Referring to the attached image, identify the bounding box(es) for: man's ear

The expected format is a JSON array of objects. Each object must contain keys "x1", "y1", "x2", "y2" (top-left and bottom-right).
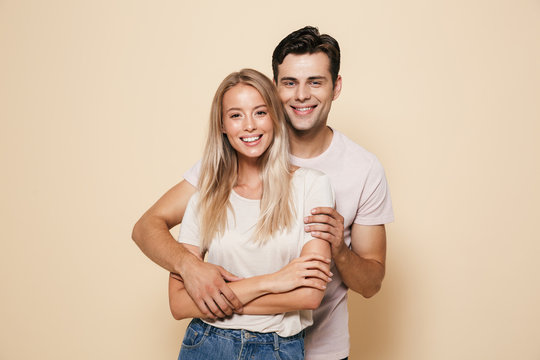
[{"x1": 332, "y1": 75, "x2": 343, "y2": 101}]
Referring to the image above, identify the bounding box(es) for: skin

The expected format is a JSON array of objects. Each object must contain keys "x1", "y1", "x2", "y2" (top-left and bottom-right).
[
  {"x1": 222, "y1": 83, "x2": 274, "y2": 169},
  {"x1": 169, "y1": 241, "x2": 331, "y2": 320},
  {"x1": 132, "y1": 52, "x2": 387, "y2": 317}
]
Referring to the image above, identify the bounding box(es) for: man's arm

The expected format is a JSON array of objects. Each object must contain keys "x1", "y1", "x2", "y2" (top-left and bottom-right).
[
  {"x1": 132, "y1": 180, "x2": 243, "y2": 318},
  {"x1": 304, "y1": 207, "x2": 386, "y2": 298}
]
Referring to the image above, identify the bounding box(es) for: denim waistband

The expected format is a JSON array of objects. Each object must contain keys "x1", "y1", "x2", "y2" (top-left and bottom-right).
[{"x1": 191, "y1": 318, "x2": 304, "y2": 345}]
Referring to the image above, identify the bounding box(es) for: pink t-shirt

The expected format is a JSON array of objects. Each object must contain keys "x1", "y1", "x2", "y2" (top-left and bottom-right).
[{"x1": 183, "y1": 128, "x2": 394, "y2": 360}]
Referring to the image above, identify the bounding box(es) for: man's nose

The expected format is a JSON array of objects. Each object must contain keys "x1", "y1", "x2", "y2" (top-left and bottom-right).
[{"x1": 295, "y1": 84, "x2": 311, "y2": 102}]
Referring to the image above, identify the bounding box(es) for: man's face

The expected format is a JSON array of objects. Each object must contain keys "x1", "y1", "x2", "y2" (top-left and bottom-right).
[{"x1": 276, "y1": 52, "x2": 341, "y2": 133}]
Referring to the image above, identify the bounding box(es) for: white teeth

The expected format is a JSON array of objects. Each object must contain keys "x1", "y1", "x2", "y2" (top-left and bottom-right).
[
  {"x1": 295, "y1": 107, "x2": 313, "y2": 111},
  {"x1": 241, "y1": 136, "x2": 261, "y2": 142}
]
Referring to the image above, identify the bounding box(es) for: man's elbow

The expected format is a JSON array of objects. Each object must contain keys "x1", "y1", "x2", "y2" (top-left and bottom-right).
[
  {"x1": 132, "y1": 213, "x2": 153, "y2": 247},
  {"x1": 131, "y1": 218, "x2": 143, "y2": 245},
  {"x1": 360, "y1": 282, "x2": 382, "y2": 299}
]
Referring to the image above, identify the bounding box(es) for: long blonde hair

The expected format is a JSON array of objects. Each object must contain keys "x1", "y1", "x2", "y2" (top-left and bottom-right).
[{"x1": 197, "y1": 69, "x2": 295, "y2": 252}]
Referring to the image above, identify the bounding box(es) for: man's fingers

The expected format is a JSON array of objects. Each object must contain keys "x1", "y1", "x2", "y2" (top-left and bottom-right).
[
  {"x1": 194, "y1": 298, "x2": 216, "y2": 320},
  {"x1": 218, "y1": 285, "x2": 244, "y2": 313},
  {"x1": 310, "y1": 207, "x2": 344, "y2": 221},
  {"x1": 170, "y1": 272, "x2": 183, "y2": 282},
  {"x1": 304, "y1": 214, "x2": 336, "y2": 226},
  {"x1": 310, "y1": 206, "x2": 335, "y2": 215},
  {"x1": 212, "y1": 294, "x2": 234, "y2": 317},
  {"x1": 218, "y1": 267, "x2": 243, "y2": 282},
  {"x1": 203, "y1": 295, "x2": 227, "y2": 318},
  {"x1": 305, "y1": 223, "x2": 338, "y2": 235}
]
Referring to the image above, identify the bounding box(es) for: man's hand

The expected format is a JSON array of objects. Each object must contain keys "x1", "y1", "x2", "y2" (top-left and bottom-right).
[
  {"x1": 304, "y1": 207, "x2": 346, "y2": 258},
  {"x1": 265, "y1": 254, "x2": 332, "y2": 294},
  {"x1": 179, "y1": 254, "x2": 244, "y2": 319}
]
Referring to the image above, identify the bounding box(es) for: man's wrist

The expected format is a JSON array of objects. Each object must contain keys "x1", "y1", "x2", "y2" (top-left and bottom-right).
[
  {"x1": 332, "y1": 242, "x2": 349, "y2": 264},
  {"x1": 174, "y1": 250, "x2": 199, "y2": 277}
]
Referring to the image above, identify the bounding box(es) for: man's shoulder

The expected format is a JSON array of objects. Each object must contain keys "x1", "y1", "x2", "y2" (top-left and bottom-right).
[{"x1": 330, "y1": 128, "x2": 379, "y2": 166}]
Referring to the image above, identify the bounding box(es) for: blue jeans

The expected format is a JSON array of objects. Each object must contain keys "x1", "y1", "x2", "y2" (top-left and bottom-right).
[{"x1": 179, "y1": 318, "x2": 305, "y2": 360}]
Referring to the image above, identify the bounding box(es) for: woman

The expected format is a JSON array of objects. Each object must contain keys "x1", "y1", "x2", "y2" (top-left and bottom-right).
[{"x1": 169, "y1": 69, "x2": 334, "y2": 360}]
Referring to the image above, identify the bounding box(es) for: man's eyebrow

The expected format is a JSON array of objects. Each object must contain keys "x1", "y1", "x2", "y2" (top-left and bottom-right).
[
  {"x1": 279, "y1": 76, "x2": 298, "y2": 82},
  {"x1": 279, "y1": 76, "x2": 327, "y2": 81}
]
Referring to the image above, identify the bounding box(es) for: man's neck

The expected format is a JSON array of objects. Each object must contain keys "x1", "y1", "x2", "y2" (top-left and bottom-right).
[{"x1": 288, "y1": 125, "x2": 334, "y2": 159}]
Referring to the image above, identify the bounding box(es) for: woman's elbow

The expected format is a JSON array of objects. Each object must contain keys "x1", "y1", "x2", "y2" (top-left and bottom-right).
[
  {"x1": 169, "y1": 301, "x2": 188, "y2": 320},
  {"x1": 300, "y1": 288, "x2": 325, "y2": 310}
]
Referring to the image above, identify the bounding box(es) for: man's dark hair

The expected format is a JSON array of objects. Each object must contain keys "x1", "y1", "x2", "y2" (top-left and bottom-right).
[{"x1": 272, "y1": 26, "x2": 341, "y2": 84}]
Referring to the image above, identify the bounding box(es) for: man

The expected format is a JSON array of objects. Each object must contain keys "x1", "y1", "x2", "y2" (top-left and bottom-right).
[{"x1": 132, "y1": 26, "x2": 394, "y2": 360}]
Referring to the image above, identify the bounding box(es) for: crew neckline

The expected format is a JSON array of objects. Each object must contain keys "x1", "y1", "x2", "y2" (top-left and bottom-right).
[
  {"x1": 290, "y1": 127, "x2": 337, "y2": 164},
  {"x1": 231, "y1": 188, "x2": 261, "y2": 203}
]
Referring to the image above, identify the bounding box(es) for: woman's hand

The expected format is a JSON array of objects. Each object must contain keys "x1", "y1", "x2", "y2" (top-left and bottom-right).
[{"x1": 264, "y1": 254, "x2": 332, "y2": 294}]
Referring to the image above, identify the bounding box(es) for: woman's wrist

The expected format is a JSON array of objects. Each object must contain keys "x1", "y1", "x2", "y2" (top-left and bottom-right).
[{"x1": 255, "y1": 273, "x2": 278, "y2": 295}]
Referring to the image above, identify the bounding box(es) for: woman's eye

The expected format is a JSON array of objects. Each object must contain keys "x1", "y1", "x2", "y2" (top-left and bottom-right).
[
  {"x1": 255, "y1": 111, "x2": 267, "y2": 116},
  {"x1": 230, "y1": 113, "x2": 241, "y2": 118}
]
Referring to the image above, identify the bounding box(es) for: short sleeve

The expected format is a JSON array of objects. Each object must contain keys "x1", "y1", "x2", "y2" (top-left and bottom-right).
[
  {"x1": 354, "y1": 158, "x2": 394, "y2": 225},
  {"x1": 302, "y1": 171, "x2": 335, "y2": 247},
  {"x1": 183, "y1": 160, "x2": 201, "y2": 189},
  {"x1": 177, "y1": 192, "x2": 202, "y2": 248}
]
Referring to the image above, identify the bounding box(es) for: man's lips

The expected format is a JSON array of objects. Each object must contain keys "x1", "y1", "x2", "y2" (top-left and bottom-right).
[{"x1": 291, "y1": 105, "x2": 317, "y2": 115}]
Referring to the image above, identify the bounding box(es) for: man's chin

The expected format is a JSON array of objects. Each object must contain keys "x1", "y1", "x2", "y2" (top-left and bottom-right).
[{"x1": 288, "y1": 118, "x2": 315, "y2": 132}]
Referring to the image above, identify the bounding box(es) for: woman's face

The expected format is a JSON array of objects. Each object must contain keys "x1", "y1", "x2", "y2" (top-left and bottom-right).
[{"x1": 222, "y1": 84, "x2": 274, "y2": 162}]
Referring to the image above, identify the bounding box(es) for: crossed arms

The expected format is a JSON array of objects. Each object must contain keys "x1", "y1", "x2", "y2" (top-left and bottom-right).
[
  {"x1": 132, "y1": 179, "x2": 386, "y2": 318},
  {"x1": 169, "y1": 240, "x2": 331, "y2": 320}
]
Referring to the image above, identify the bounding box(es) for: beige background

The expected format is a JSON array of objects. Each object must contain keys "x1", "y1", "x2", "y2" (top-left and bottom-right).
[{"x1": 1, "y1": 0, "x2": 539, "y2": 359}]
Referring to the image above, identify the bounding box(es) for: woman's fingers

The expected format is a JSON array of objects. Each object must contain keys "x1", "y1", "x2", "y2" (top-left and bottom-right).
[
  {"x1": 301, "y1": 269, "x2": 332, "y2": 282},
  {"x1": 301, "y1": 277, "x2": 328, "y2": 290}
]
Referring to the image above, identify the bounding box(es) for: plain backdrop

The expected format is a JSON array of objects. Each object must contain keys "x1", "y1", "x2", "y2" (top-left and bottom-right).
[{"x1": 1, "y1": 0, "x2": 539, "y2": 359}]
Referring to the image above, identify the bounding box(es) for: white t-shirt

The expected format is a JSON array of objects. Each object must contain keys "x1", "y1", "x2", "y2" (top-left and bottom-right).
[
  {"x1": 178, "y1": 167, "x2": 334, "y2": 337},
  {"x1": 184, "y1": 128, "x2": 394, "y2": 359}
]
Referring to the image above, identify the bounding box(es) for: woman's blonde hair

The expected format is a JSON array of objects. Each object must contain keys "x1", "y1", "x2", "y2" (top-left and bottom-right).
[{"x1": 197, "y1": 68, "x2": 295, "y2": 252}]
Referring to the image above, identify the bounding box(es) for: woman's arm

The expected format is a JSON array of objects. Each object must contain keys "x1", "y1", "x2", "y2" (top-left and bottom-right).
[
  {"x1": 168, "y1": 241, "x2": 331, "y2": 320},
  {"x1": 240, "y1": 238, "x2": 331, "y2": 314}
]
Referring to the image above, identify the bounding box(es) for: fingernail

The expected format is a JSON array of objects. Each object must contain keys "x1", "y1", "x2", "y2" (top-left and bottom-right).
[
  {"x1": 304, "y1": 217, "x2": 308, "y2": 223},
  {"x1": 329, "y1": 272, "x2": 333, "y2": 276}
]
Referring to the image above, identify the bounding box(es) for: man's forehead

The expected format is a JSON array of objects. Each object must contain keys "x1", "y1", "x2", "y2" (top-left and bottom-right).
[{"x1": 277, "y1": 53, "x2": 331, "y2": 80}]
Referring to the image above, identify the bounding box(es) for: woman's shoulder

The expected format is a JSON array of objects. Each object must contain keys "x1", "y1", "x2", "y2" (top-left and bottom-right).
[
  {"x1": 292, "y1": 167, "x2": 331, "y2": 188},
  {"x1": 293, "y1": 166, "x2": 328, "y2": 179}
]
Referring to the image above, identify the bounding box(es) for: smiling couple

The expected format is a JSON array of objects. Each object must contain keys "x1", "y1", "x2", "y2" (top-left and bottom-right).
[{"x1": 133, "y1": 26, "x2": 394, "y2": 360}]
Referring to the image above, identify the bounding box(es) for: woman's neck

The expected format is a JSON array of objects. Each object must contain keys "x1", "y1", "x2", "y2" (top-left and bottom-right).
[{"x1": 235, "y1": 159, "x2": 263, "y2": 199}]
